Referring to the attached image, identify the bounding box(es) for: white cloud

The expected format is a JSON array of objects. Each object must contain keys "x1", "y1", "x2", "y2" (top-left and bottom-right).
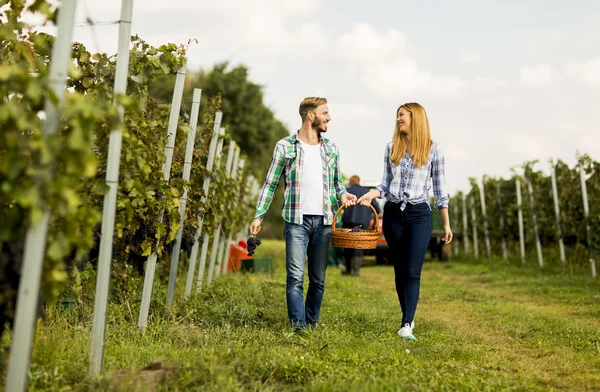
[
  {"x1": 282, "y1": 0, "x2": 325, "y2": 17},
  {"x1": 559, "y1": 123, "x2": 580, "y2": 132},
  {"x1": 520, "y1": 64, "x2": 558, "y2": 87},
  {"x1": 523, "y1": 32, "x2": 564, "y2": 55},
  {"x1": 445, "y1": 143, "x2": 468, "y2": 162},
  {"x1": 139, "y1": 0, "x2": 324, "y2": 16},
  {"x1": 335, "y1": 23, "x2": 408, "y2": 65},
  {"x1": 329, "y1": 102, "x2": 384, "y2": 118},
  {"x1": 362, "y1": 61, "x2": 466, "y2": 97},
  {"x1": 472, "y1": 77, "x2": 509, "y2": 90},
  {"x1": 459, "y1": 52, "x2": 481, "y2": 64},
  {"x1": 565, "y1": 57, "x2": 600, "y2": 86},
  {"x1": 335, "y1": 23, "x2": 466, "y2": 97},
  {"x1": 64, "y1": 0, "x2": 331, "y2": 59}
]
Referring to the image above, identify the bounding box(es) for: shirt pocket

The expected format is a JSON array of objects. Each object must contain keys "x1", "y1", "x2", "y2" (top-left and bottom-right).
[
  {"x1": 283, "y1": 146, "x2": 297, "y2": 174},
  {"x1": 413, "y1": 160, "x2": 432, "y2": 188},
  {"x1": 324, "y1": 148, "x2": 335, "y2": 165}
]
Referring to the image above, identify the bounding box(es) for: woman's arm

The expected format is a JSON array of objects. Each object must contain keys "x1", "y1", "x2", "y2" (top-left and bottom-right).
[
  {"x1": 438, "y1": 207, "x2": 453, "y2": 244},
  {"x1": 375, "y1": 143, "x2": 392, "y2": 198},
  {"x1": 432, "y1": 144, "x2": 452, "y2": 243},
  {"x1": 432, "y1": 144, "x2": 450, "y2": 210}
]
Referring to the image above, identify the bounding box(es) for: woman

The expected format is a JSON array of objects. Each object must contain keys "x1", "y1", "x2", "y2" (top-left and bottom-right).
[{"x1": 357, "y1": 102, "x2": 452, "y2": 340}]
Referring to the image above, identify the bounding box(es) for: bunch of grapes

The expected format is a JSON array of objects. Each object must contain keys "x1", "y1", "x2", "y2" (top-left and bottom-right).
[
  {"x1": 132, "y1": 222, "x2": 156, "y2": 248},
  {"x1": 349, "y1": 225, "x2": 363, "y2": 232},
  {"x1": 181, "y1": 227, "x2": 197, "y2": 257},
  {"x1": 247, "y1": 236, "x2": 262, "y2": 256}
]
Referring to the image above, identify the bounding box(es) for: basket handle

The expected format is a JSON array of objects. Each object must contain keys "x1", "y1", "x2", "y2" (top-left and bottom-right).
[{"x1": 332, "y1": 202, "x2": 379, "y2": 231}]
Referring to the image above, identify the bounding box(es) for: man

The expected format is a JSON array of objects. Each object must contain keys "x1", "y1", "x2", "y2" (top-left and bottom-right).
[
  {"x1": 341, "y1": 175, "x2": 380, "y2": 277},
  {"x1": 249, "y1": 97, "x2": 356, "y2": 332}
]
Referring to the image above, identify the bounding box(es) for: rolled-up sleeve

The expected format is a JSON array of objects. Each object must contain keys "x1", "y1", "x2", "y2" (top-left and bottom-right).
[
  {"x1": 376, "y1": 143, "x2": 392, "y2": 198},
  {"x1": 254, "y1": 143, "x2": 285, "y2": 220},
  {"x1": 432, "y1": 144, "x2": 450, "y2": 210}
]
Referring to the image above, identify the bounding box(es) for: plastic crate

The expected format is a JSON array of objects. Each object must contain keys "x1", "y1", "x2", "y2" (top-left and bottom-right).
[
  {"x1": 241, "y1": 257, "x2": 273, "y2": 273},
  {"x1": 59, "y1": 298, "x2": 76, "y2": 311}
]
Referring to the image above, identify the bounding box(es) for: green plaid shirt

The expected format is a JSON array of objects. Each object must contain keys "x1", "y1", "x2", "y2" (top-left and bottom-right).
[{"x1": 254, "y1": 133, "x2": 347, "y2": 225}]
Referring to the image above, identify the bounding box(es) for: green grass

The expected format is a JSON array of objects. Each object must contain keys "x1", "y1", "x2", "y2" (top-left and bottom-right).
[{"x1": 2, "y1": 239, "x2": 600, "y2": 391}]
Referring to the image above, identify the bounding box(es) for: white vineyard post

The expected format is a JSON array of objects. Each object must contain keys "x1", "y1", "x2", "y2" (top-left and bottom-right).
[
  {"x1": 90, "y1": 0, "x2": 134, "y2": 372},
  {"x1": 221, "y1": 147, "x2": 241, "y2": 276},
  {"x1": 214, "y1": 141, "x2": 236, "y2": 279},
  {"x1": 235, "y1": 159, "x2": 248, "y2": 243},
  {"x1": 137, "y1": 61, "x2": 187, "y2": 331},
  {"x1": 461, "y1": 193, "x2": 470, "y2": 256},
  {"x1": 6, "y1": 1, "x2": 78, "y2": 390},
  {"x1": 235, "y1": 171, "x2": 251, "y2": 243},
  {"x1": 206, "y1": 231, "x2": 222, "y2": 287},
  {"x1": 579, "y1": 161, "x2": 597, "y2": 278},
  {"x1": 453, "y1": 198, "x2": 459, "y2": 257},
  {"x1": 525, "y1": 175, "x2": 544, "y2": 269},
  {"x1": 214, "y1": 237, "x2": 225, "y2": 279},
  {"x1": 184, "y1": 112, "x2": 222, "y2": 297},
  {"x1": 470, "y1": 195, "x2": 479, "y2": 260},
  {"x1": 206, "y1": 129, "x2": 226, "y2": 286},
  {"x1": 496, "y1": 182, "x2": 508, "y2": 263},
  {"x1": 479, "y1": 178, "x2": 492, "y2": 260},
  {"x1": 165, "y1": 88, "x2": 202, "y2": 314},
  {"x1": 195, "y1": 233, "x2": 211, "y2": 293},
  {"x1": 516, "y1": 178, "x2": 526, "y2": 264},
  {"x1": 550, "y1": 162, "x2": 567, "y2": 268}
]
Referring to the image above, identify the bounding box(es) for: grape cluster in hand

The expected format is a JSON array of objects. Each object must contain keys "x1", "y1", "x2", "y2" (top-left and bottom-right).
[
  {"x1": 349, "y1": 225, "x2": 363, "y2": 232},
  {"x1": 247, "y1": 236, "x2": 262, "y2": 256}
]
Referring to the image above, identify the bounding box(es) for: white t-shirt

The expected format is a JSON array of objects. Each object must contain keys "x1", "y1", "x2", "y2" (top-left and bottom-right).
[{"x1": 299, "y1": 140, "x2": 324, "y2": 216}]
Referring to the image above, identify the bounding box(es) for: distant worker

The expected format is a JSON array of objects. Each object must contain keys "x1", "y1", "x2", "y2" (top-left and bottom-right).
[{"x1": 341, "y1": 175, "x2": 380, "y2": 277}]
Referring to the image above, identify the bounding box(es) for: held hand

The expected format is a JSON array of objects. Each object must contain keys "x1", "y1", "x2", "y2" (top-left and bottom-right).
[
  {"x1": 341, "y1": 192, "x2": 357, "y2": 207},
  {"x1": 357, "y1": 190, "x2": 376, "y2": 206},
  {"x1": 442, "y1": 225, "x2": 453, "y2": 244},
  {"x1": 249, "y1": 218, "x2": 262, "y2": 236}
]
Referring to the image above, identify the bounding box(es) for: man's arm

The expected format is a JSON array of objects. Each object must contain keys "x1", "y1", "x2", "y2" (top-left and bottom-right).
[{"x1": 254, "y1": 144, "x2": 285, "y2": 220}]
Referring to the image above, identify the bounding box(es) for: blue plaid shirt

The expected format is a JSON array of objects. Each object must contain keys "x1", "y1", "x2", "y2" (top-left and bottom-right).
[{"x1": 376, "y1": 142, "x2": 450, "y2": 210}]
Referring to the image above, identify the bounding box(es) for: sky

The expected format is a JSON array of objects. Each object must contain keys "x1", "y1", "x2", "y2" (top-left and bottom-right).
[{"x1": 24, "y1": 0, "x2": 600, "y2": 194}]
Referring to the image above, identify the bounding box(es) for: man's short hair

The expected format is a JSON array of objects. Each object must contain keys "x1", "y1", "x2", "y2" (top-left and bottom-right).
[
  {"x1": 299, "y1": 97, "x2": 327, "y2": 122},
  {"x1": 349, "y1": 175, "x2": 360, "y2": 185}
]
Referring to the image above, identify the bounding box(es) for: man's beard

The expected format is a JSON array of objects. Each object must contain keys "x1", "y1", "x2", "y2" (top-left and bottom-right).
[{"x1": 311, "y1": 118, "x2": 326, "y2": 134}]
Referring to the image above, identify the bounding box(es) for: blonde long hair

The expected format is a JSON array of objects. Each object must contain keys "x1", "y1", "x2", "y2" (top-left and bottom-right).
[{"x1": 390, "y1": 102, "x2": 432, "y2": 168}]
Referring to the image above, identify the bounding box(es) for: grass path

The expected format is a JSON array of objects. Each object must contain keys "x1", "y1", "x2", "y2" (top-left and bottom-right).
[
  {"x1": 3, "y1": 240, "x2": 599, "y2": 391},
  {"x1": 365, "y1": 262, "x2": 600, "y2": 391}
]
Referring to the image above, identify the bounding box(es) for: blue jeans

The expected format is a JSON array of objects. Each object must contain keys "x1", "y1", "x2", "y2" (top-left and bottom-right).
[
  {"x1": 284, "y1": 215, "x2": 331, "y2": 329},
  {"x1": 382, "y1": 202, "x2": 432, "y2": 326}
]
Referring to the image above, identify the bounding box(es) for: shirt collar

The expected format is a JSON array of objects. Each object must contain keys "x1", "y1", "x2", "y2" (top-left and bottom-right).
[{"x1": 291, "y1": 132, "x2": 335, "y2": 157}]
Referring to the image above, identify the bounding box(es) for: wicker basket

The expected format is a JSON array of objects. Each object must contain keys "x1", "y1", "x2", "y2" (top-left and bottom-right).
[{"x1": 331, "y1": 204, "x2": 380, "y2": 249}]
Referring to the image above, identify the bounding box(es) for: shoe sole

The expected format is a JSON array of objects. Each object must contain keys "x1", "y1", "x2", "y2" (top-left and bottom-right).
[{"x1": 400, "y1": 334, "x2": 416, "y2": 341}]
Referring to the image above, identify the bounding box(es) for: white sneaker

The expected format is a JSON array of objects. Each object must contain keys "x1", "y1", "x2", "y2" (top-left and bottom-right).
[
  {"x1": 397, "y1": 323, "x2": 416, "y2": 340},
  {"x1": 411, "y1": 320, "x2": 415, "y2": 330}
]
